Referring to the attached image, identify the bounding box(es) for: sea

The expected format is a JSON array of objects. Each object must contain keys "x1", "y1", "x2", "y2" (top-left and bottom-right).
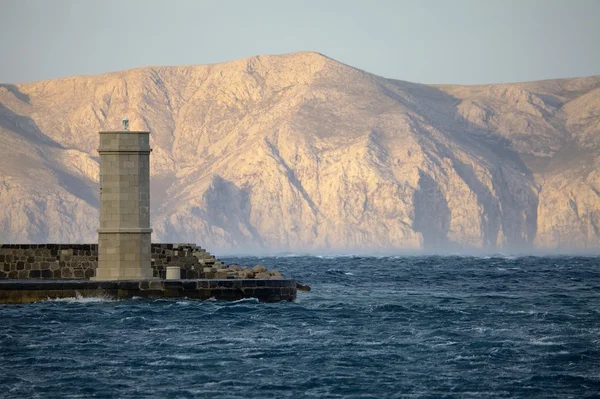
[{"x1": 1, "y1": 255, "x2": 599, "y2": 398}]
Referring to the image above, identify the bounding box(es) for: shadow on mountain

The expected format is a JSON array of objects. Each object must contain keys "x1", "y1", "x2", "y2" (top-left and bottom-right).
[
  {"x1": 196, "y1": 175, "x2": 264, "y2": 248},
  {"x1": 0, "y1": 103, "x2": 63, "y2": 149},
  {"x1": 0, "y1": 84, "x2": 31, "y2": 104},
  {"x1": 0, "y1": 100, "x2": 98, "y2": 210},
  {"x1": 150, "y1": 172, "x2": 176, "y2": 215},
  {"x1": 387, "y1": 79, "x2": 533, "y2": 178},
  {"x1": 265, "y1": 137, "x2": 320, "y2": 216},
  {"x1": 452, "y1": 159, "x2": 502, "y2": 248},
  {"x1": 412, "y1": 170, "x2": 454, "y2": 250},
  {"x1": 49, "y1": 164, "x2": 99, "y2": 209},
  {"x1": 388, "y1": 80, "x2": 539, "y2": 249}
]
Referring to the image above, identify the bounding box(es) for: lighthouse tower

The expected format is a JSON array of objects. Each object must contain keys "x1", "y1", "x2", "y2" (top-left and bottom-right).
[{"x1": 93, "y1": 119, "x2": 153, "y2": 280}]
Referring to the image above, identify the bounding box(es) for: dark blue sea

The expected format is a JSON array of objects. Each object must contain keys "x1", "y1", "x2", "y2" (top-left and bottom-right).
[{"x1": 1, "y1": 255, "x2": 600, "y2": 398}]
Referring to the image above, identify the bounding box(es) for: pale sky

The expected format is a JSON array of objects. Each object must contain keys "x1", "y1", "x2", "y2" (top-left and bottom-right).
[{"x1": 1, "y1": 0, "x2": 599, "y2": 85}]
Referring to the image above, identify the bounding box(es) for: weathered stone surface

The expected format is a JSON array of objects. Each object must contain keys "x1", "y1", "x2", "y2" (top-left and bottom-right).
[
  {"x1": 238, "y1": 269, "x2": 255, "y2": 279},
  {"x1": 252, "y1": 265, "x2": 267, "y2": 273},
  {"x1": 268, "y1": 270, "x2": 283, "y2": 280},
  {"x1": 0, "y1": 243, "x2": 225, "y2": 280},
  {"x1": 215, "y1": 270, "x2": 229, "y2": 279}
]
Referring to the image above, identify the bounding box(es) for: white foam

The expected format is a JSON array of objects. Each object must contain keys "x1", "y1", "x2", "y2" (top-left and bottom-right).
[
  {"x1": 231, "y1": 297, "x2": 259, "y2": 304},
  {"x1": 431, "y1": 341, "x2": 459, "y2": 347},
  {"x1": 530, "y1": 338, "x2": 565, "y2": 346},
  {"x1": 307, "y1": 328, "x2": 330, "y2": 336},
  {"x1": 453, "y1": 355, "x2": 478, "y2": 360},
  {"x1": 170, "y1": 354, "x2": 192, "y2": 360},
  {"x1": 261, "y1": 323, "x2": 283, "y2": 331},
  {"x1": 44, "y1": 292, "x2": 113, "y2": 303}
]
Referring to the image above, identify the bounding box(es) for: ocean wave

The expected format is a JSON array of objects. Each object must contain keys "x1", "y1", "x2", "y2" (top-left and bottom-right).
[{"x1": 231, "y1": 297, "x2": 260, "y2": 304}]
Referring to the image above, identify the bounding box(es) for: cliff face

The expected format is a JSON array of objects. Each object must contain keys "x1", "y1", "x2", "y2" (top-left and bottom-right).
[{"x1": 0, "y1": 52, "x2": 598, "y2": 252}]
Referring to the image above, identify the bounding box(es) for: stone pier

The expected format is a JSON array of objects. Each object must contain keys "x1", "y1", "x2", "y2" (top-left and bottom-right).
[{"x1": 93, "y1": 130, "x2": 154, "y2": 280}]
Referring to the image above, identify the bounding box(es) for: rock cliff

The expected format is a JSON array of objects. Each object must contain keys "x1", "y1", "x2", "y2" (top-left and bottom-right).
[{"x1": 0, "y1": 52, "x2": 598, "y2": 252}]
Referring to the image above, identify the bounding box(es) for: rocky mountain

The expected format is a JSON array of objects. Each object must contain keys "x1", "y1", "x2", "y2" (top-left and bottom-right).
[{"x1": 0, "y1": 52, "x2": 598, "y2": 252}]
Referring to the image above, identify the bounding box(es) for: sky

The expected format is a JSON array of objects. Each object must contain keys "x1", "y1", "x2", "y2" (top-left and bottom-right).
[{"x1": 1, "y1": 0, "x2": 599, "y2": 85}]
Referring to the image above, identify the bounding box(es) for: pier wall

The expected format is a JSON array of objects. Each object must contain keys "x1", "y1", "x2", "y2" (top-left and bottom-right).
[
  {"x1": 0, "y1": 243, "x2": 222, "y2": 280},
  {"x1": 0, "y1": 279, "x2": 297, "y2": 304}
]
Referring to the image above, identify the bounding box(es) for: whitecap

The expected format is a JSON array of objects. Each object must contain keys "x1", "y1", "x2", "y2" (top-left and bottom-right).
[
  {"x1": 148, "y1": 326, "x2": 177, "y2": 332},
  {"x1": 170, "y1": 354, "x2": 192, "y2": 360},
  {"x1": 326, "y1": 268, "x2": 345, "y2": 275},
  {"x1": 453, "y1": 355, "x2": 478, "y2": 360},
  {"x1": 431, "y1": 341, "x2": 459, "y2": 347},
  {"x1": 120, "y1": 316, "x2": 147, "y2": 322},
  {"x1": 529, "y1": 336, "x2": 565, "y2": 346},
  {"x1": 261, "y1": 323, "x2": 283, "y2": 331},
  {"x1": 231, "y1": 297, "x2": 259, "y2": 304},
  {"x1": 148, "y1": 360, "x2": 172, "y2": 366},
  {"x1": 307, "y1": 328, "x2": 330, "y2": 336}
]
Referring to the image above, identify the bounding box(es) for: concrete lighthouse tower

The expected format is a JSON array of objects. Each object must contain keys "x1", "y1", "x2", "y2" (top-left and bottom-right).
[{"x1": 93, "y1": 118, "x2": 154, "y2": 280}]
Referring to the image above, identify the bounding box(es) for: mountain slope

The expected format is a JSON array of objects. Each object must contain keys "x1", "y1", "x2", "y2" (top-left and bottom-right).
[{"x1": 0, "y1": 52, "x2": 598, "y2": 251}]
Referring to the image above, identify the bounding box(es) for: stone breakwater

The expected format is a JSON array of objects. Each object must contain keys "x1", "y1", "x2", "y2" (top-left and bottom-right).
[
  {"x1": 0, "y1": 243, "x2": 290, "y2": 281},
  {"x1": 0, "y1": 243, "x2": 269, "y2": 280}
]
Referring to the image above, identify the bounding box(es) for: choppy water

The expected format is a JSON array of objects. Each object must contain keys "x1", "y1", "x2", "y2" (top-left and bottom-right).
[{"x1": 1, "y1": 255, "x2": 600, "y2": 398}]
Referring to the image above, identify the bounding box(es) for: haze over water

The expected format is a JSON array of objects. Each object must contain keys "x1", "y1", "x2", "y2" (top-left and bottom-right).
[{"x1": 1, "y1": 255, "x2": 599, "y2": 398}]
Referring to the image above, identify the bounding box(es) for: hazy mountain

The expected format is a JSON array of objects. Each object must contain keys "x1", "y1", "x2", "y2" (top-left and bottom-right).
[{"x1": 0, "y1": 52, "x2": 598, "y2": 252}]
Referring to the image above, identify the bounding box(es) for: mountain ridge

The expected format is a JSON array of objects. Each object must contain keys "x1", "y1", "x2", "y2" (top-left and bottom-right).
[{"x1": 0, "y1": 52, "x2": 599, "y2": 251}]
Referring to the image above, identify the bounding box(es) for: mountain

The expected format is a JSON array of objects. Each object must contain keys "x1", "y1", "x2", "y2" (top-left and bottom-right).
[{"x1": 0, "y1": 52, "x2": 599, "y2": 252}]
